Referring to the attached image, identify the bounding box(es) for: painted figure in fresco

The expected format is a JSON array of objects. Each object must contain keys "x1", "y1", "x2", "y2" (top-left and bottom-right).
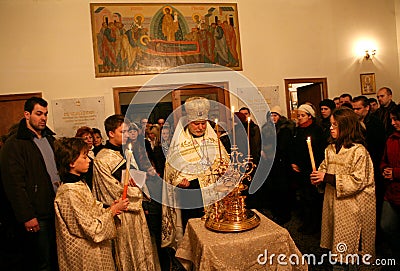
[
  {"x1": 101, "y1": 22, "x2": 117, "y2": 72},
  {"x1": 97, "y1": 22, "x2": 108, "y2": 63},
  {"x1": 198, "y1": 22, "x2": 215, "y2": 63},
  {"x1": 212, "y1": 21, "x2": 229, "y2": 66},
  {"x1": 162, "y1": 7, "x2": 179, "y2": 41},
  {"x1": 221, "y1": 20, "x2": 239, "y2": 66},
  {"x1": 192, "y1": 13, "x2": 202, "y2": 30}
]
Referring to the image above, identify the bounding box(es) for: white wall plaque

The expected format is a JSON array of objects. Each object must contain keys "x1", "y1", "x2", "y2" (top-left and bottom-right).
[{"x1": 52, "y1": 96, "x2": 105, "y2": 137}]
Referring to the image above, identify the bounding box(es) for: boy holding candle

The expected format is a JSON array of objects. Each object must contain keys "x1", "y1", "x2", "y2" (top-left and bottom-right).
[
  {"x1": 92, "y1": 114, "x2": 156, "y2": 271},
  {"x1": 310, "y1": 108, "x2": 375, "y2": 270},
  {"x1": 53, "y1": 137, "x2": 129, "y2": 271}
]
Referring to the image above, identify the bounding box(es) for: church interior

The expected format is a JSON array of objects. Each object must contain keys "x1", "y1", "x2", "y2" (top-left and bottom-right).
[{"x1": 1, "y1": 0, "x2": 400, "y2": 270}]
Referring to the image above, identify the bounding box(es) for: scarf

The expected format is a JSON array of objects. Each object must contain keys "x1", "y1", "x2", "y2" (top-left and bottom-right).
[{"x1": 298, "y1": 118, "x2": 313, "y2": 128}]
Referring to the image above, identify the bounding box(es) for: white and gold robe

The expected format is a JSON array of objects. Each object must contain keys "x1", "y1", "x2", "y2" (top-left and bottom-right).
[
  {"x1": 161, "y1": 118, "x2": 230, "y2": 249},
  {"x1": 54, "y1": 180, "x2": 117, "y2": 271},
  {"x1": 319, "y1": 144, "x2": 376, "y2": 262},
  {"x1": 92, "y1": 147, "x2": 155, "y2": 271}
]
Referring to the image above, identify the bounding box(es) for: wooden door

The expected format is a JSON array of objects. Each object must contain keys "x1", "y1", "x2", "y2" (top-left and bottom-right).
[
  {"x1": 171, "y1": 83, "x2": 229, "y2": 127},
  {"x1": 0, "y1": 93, "x2": 42, "y2": 136},
  {"x1": 284, "y1": 78, "x2": 328, "y2": 120},
  {"x1": 297, "y1": 83, "x2": 322, "y2": 108}
]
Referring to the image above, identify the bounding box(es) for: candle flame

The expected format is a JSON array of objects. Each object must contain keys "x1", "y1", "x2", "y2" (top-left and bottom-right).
[
  {"x1": 247, "y1": 117, "x2": 251, "y2": 122},
  {"x1": 128, "y1": 143, "x2": 132, "y2": 150},
  {"x1": 307, "y1": 136, "x2": 311, "y2": 141},
  {"x1": 231, "y1": 106, "x2": 234, "y2": 112},
  {"x1": 215, "y1": 118, "x2": 218, "y2": 124}
]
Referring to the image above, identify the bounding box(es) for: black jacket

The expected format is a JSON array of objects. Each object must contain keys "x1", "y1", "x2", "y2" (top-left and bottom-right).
[
  {"x1": 262, "y1": 116, "x2": 295, "y2": 184},
  {"x1": 364, "y1": 112, "x2": 386, "y2": 169},
  {"x1": 236, "y1": 121, "x2": 261, "y2": 165},
  {"x1": 0, "y1": 119, "x2": 56, "y2": 223},
  {"x1": 291, "y1": 121, "x2": 325, "y2": 178}
]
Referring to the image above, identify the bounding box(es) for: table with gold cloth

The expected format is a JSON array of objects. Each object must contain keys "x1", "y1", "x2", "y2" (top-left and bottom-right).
[{"x1": 175, "y1": 211, "x2": 307, "y2": 271}]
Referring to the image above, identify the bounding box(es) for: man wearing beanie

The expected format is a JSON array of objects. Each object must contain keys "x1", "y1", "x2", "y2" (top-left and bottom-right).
[{"x1": 319, "y1": 99, "x2": 336, "y2": 146}]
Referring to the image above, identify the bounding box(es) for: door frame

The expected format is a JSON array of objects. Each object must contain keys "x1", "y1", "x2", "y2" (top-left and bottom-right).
[
  {"x1": 113, "y1": 82, "x2": 230, "y2": 126},
  {"x1": 0, "y1": 92, "x2": 42, "y2": 136},
  {"x1": 284, "y1": 78, "x2": 328, "y2": 118}
]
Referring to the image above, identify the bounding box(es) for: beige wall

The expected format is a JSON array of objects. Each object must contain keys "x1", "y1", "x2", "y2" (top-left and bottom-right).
[{"x1": 0, "y1": 0, "x2": 399, "y2": 129}]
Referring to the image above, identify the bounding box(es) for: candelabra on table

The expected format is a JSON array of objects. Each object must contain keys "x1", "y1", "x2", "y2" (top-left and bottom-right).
[{"x1": 205, "y1": 144, "x2": 260, "y2": 232}]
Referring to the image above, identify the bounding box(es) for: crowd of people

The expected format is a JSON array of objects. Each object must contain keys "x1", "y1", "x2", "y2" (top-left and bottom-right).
[
  {"x1": 257, "y1": 87, "x2": 399, "y2": 270},
  {"x1": 0, "y1": 87, "x2": 399, "y2": 270}
]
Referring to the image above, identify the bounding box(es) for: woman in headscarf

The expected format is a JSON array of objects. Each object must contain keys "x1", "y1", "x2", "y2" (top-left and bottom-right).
[{"x1": 290, "y1": 103, "x2": 325, "y2": 234}]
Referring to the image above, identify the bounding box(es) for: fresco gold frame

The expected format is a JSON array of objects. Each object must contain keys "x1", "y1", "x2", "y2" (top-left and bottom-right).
[{"x1": 90, "y1": 3, "x2": 242, "y2": 77}]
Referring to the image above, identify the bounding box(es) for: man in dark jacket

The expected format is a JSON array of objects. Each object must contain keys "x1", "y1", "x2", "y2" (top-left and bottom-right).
[
  {"x1": 352, "y1": 95, "x2": 386, "y2": 244},
  {"x1": 261, "y1": 106, "x2": 295, "y2": 224},
  {"x1": 0, "y1": 97, "x2": 59, "y2": 271},
  {"x1": 376, "y1": 87, "x2": 397, "y2": 137},
  {"x1": 352, "y1": 96, "x2": 386, "y2": 168}
]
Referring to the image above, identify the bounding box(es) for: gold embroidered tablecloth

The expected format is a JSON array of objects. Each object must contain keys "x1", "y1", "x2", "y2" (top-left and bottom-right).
[{"x1": 176, "y1": 211, "x2": 307, "y2": 271}]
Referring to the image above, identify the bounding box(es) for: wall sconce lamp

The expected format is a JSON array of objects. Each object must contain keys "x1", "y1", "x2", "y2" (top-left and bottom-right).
[{"x1": 364, "y1": 49, "x2": 376, "y2": 60}]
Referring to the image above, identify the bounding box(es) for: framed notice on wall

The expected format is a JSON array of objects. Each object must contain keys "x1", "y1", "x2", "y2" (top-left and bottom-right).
[
  {"x1": 51, "y1": 97, "x2": 105, "y2": 137},
  {"x1": 90, "y1": 3, "x2": 242, "y2": 77},
  {"x1": 360, "y1": 73, "x2": 376, "y2": 95}
]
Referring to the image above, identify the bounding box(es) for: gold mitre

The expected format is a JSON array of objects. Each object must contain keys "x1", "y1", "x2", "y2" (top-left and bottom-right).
[{"x1": 185, "y1": 97, "x2": 210, "y2": 123}]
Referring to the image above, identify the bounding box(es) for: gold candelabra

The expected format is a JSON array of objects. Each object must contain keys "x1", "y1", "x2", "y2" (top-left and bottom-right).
[{"x1": 205, "y1": 145, "x2": 260, "y2": 232}]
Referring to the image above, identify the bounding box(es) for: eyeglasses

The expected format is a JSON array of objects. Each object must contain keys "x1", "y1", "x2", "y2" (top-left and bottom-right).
[{"x1": 330, "y1": 123, "x2": 338, "y2": 128}]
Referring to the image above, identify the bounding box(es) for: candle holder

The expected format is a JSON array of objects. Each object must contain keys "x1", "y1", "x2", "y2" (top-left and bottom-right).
[{"x1": 205, "y1": 145, "x2": 260, "y2": 232}]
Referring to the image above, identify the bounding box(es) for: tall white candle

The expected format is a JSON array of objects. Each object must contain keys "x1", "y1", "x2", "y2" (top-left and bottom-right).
[
  {"x1": 231, "y1": 106, "x2": 236, "y2": 146},
  {"x1": 306, "y1": 137, "x2": 316, "y2": 171},
  {"x1": 215, "y1": 119, "x2": 222, "y2": 161},
  {"x1": 247, "y1": 117, "x2": 251, "y2": 156},
  {"x1": 123, "y1": 143, "x2": 132, "y2": 199},
  {"x1": 124, "y1": 143, "x2": 132, "y2": 186}
]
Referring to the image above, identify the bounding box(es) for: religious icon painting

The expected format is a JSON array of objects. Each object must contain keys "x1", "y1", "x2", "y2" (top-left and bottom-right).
[
  {"x1": 90, "y1": 3, "x2": 242, "y2": 77},
  {"x1": 360, "y1": 73, "x2": 376, "y2": 95}
]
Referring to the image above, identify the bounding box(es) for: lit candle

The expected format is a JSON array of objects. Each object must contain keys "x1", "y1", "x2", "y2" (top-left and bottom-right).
[
  {"x1": 122, "y1": 143, "x2": 132, "y2": 199},
  {"x1": 306, "y1": 137, "x2": 316, "y2": 171},
  {"x1": 247, "y1": 117, "x2": 251, "y2": 156},
  {"x1": 231, "y1": 106, "x2": 236, "y2": 146},
  {"x1": 215, "y1": 119, "x2": 222, "y2": 161}
]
